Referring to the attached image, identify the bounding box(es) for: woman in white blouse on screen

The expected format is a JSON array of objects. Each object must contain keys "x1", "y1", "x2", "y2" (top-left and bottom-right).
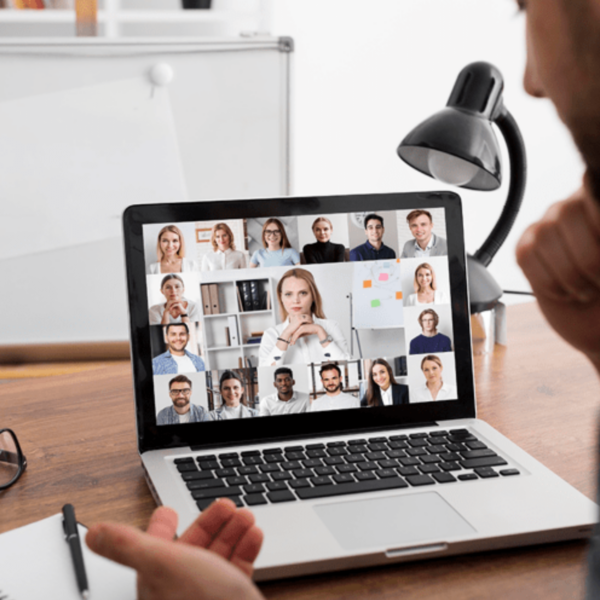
[
  {"x1": 407, "y1": 262, "x2": 448, "y2": 306},
  {"x1": 148, "y1": 274, "x2": 201, "y2": 325},
  {"x1": 201, "y1": 223, "x2": 247, "y2": 271},
  {"x1": 259, "y1": 268, "x2": 350, "y2": 367},
  {"x1": 148, "y1": 225, "x2": 198, "y2": 274},
  {"x1": 412, "y1": 354, "x2": 457, "y2": 402}
]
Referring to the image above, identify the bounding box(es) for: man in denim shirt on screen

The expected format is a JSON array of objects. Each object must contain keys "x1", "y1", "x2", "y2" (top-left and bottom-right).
[{"x1": 152, "y1": 323, "x2": 205, "y2": 375}]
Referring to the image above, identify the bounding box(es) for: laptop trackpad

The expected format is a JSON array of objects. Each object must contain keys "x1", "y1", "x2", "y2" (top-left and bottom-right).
[{"x1": 313, "y1": 492, "x2": 475, "y2": 550}]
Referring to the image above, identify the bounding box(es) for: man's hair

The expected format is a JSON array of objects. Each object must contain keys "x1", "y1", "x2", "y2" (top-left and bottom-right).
[
  {"x1": 274, "y1": 367, "x2": 293, "y2": 379},
  {"x1": 406, "y1": 209, "x2": 433, "y2": 224},
  {"x1": 319, "y1": 363, "x2": 341, "y2": 378},
  {"x1": 418, "y1": 308, "x2": 439, "y2": 330},
  {"x1": 165, "y1": 322, "x2": 189, "y2": 336},
  {"x1": 364, "y1": 214, "x2": 383, "y2": 229},
  {"x1": 169, "y1": 374, "x2": 192, "y2": 389}
]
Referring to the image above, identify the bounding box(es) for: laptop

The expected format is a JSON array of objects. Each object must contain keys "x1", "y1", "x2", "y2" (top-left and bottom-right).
[{"x1": 123, "y1": 191, "x2": 596, "y2": 581}]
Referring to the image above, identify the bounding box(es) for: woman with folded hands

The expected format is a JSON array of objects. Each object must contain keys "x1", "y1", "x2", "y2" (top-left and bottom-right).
[{"x1": 149, "y1": 274, "x2": 201, "y2": 325}]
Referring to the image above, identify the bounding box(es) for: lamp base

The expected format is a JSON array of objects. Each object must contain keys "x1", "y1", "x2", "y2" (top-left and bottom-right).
[{"x1": 467, "y1": 254, "x2": 503, "y2": 314}]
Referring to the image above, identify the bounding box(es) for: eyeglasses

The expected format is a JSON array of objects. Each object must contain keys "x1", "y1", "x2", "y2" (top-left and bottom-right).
[
  {"x1": 264, "y1": 229, "x2": 281, "y2": 237},
  {"x1": 169, "y1": 388, "x2": 192, "y2": 396},
  {"x1": 0, "y1": 428, "x2": 27, "y2": 491}
]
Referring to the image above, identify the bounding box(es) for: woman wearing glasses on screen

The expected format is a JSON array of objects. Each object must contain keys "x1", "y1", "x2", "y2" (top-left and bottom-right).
[
  {"x1": 148, "y1": 225, "x2": 198, "y2": 274},
  {"x1": 259, "y1": 268, "x2": 350, "y2": 367},
  {"x1": 148, "y1": 274, "x2": 201, "y2": 325},
  {"x1": 412, "y1": 354, "x2": 457, "y2": 402},
  {"x1": 360, "y1": 359, "x2": 409, "y2": 407},
  {"x1": 302, "y1": 217, "x2": 346, "y2": 264},
  {"x1": 210, "y1": 371, "x2": 258, "y2": 420},
  {"x1": 201, "y1": 222, "x2": 247, "y2": 271},
  {"x1": 249, "y1": 218, "x2": 300, "y2": 268},
  {"x1": 406, "y1": 262, "x2": 448, "y2": 306}
]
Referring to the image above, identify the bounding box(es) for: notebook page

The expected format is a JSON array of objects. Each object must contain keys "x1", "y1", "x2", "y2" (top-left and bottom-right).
[{"x1": 0, "y1": 513, "x2": 135, "y2": 599}]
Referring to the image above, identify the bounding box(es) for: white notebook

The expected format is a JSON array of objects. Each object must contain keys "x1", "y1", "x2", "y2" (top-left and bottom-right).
[{"x1": 0, "y1": 513, "x2": 136, "y2": 599}]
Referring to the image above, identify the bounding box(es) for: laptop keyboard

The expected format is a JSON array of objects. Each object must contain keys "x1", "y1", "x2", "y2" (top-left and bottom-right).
[{"x1": 174, "y1": 428, "x2": 520, "y2": 511}]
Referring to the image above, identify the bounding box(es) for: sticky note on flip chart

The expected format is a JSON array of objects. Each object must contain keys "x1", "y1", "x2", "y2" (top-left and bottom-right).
[
  {"x1": 378, "y1": 273, "x2": 389, "y2": 282},
  {"x1": 363, "y1": 280, "x2": 372, "y2": 288},
  {"x1": 371, "y1": 299, "x2": 381, "y2": 308},
  {"x1": 396, "y1": 291, "x2": 403, "y2": 300}
]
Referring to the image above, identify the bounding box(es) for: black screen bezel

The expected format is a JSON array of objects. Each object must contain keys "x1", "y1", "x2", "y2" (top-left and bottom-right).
[{"x1": 123, "y1": 191, "x2": 475, "y2": 454}]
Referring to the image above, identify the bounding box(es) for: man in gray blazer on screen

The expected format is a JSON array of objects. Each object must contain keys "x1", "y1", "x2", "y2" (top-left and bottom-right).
[{"x1": 401, "y1": 209, "x2": 448, "y2": 258}]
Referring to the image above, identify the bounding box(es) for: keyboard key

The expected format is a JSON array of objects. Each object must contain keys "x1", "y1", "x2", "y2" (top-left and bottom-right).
[
  {"x1": 439, "y1": 462, "x2": 461, "y2": 471},
  {"x1": 263, "y1": 448, "x2": 283, "y2": 454},
  {"x1": 176, "y1": 462, "x2": 198, "y2": 473},
  {"x1": 238, "y1": 466, "x2": 259, "y2": 475},
  {"x1": 242, "y1": 456, "x2": 264, "y2": 466},
  {"x1": 323, "y1": 456, "x2": 345, "y2": 466},
  {"x1": 346, "y1": 455, "x2": 365, "y2": 463},
  {"x1": 306, "y1": 449, "x2": 327, "y2": 458},
  {"x1": 215, "y1": 468, "x2": 236, "y2": 478},
  {"x1": 378, "y1": 459, "x2": 398, "y2": 469},
  {"x1": 306, "y1": 443, "x2": 325, "y2": 450},
  {"x1": 244, "y1": 484, "x2": 265, "y2": 494},
  {"x1": 397, "y1": 466, "x2": 419, "y2": 476},
  {"x1": 174, "y1": 457, "x2": 194, "y2": 464},
  {"x1": 357, "y1": 461, "x2": 379, "y2": 471},
  {"x1": 409, "y1": 432, "x2": 429, "y2": 439},
  {"x1": 241, "y1": 450, "x2": 261, "y2": 457},
  {"x1": 399, "y1": 457, "x2": 420, "y2": 466},
  {"x1": 418, "y1": 465, "x2": 440, "y2": 474},
  {"x1": 348, "y1": 438, "x2": 367, "y2": 445},
  {"x1": 187, "y1": 479, "x2": 226, "y2": 490},
  {"x1": 432, "y1": 472, "x2": 456, "y2": 484},
  {"x1": 271, "y1": 472, "x2": 293, "y2": 481},
  {"x1": 389, "y1": 434, "x2": 408, "y2": 442},
  {"x1": 405, "y1": 475, "x2": 435, "y2": 487},
  {"x1": 292, "y1": 468, "x2": 314, "y2": 479},
  {"x1": 284, "y1": 445, "x2": 304, "y2": 453},
  {"x1": 219, "y1": 452, "x2": 239, "y2": 460},
  {"x1": 367, "y1": 443, "x2": 388, "y2": 452},
  {"x1": 296, "y1": 476, "x2": 408, "y2": 500},
  {"x1": 420, "y1": 455, "x2": 441, "y2": 464},
  {"x1": 221, "y1": 458, "x2": 242, "y2": 468},
  {"x1": 448, "y1": 434, "x2": 476, "y2": 443},
  {"x1": 259, "y1": 464, "x2": 281, "y2": 473},
  {"x1": 303, "y1": 459, "x2": 323, "y2": 468},
  {"x1": 327, "y1": 441, "x2": 347, "y2": 447},
  {"x1": 333, "y1": 473, "x2": 355, "y2": 484},
  {"x1": 244, "y1": 493, "x2": 268, "y2": 506},
  {"x1": 427, "y1": 445, "x2": 446, "y2": 454},
  {"x1": 198, "y1": 460, "x2": 219, "y2": 471},
  {"x1": 348, "y1": 445, "x2": 368, "y2": 454},
  {"x1": 192, "y1": 486, "x2": 242, "y2": 500},
  {"x1": 368, "y1": 437, "x2": 388, "y2": 444},
  {"x1": 355, "y1": 471, "x2": 377, "y2": 481},
  {"x1": 315, "y1": 466, "x2": 336, "y2": 476},
  {"x1": 311, "y1": 476, "x2": 332, "y2": 486},
  {"x1": 226, "y1": 476, "x2": 247, "y2": 486},
  {"x1": 460, "y1": 456, "x2": 507, "y2": 469},
  {"x1": 500, "y1": 469, "x2": 520, "y2": 476},
  {"x1": 266, "y1": 481, "x2": 289, "y2": 491},
  {"x1": 440, "y1": 452, "x2": 461, "y2": 461},
  {"x1": 460, "y1": 449, "x2": 498, "y2": 459},
  {"x1": 265, "y1": 454, "x2": 285, "y2": 463},
  {"x1": 181, "y1": 471, "x2": 215, "y2": 481},
  {"x1": 389, "y1": 441, "x2": 409, "y2": 450},
  {"x1": 386, "y1": 449, "x2": 407, "y2": 459},
  {"x1": 281, "y1": 461, "x2": 302, "y2": 470},
  {"x1": 289, "y1": 479, "x2": 311, "y2": 489},
  {"x1": 284, "y1": 452, "x2": 305, "y2": 461},
  {"x1": 458, "y1": 473, "x2": 478, "y2": 481},
  {"x1": 474, "y1": 467, "x2": 499, "y2": 478},
  {"x1": 466, "y1": 441, "x2": 487, "y2": 450},
  {"x1": 249, "y1": 473, "x2": 270, "y2": 483},
  {"x1": 267, "y1": 490, "x2": 297, "y2": 503},
  {"x1": 406, "y1": 448, "x2": 428, "y2": 456},
  {"x1": 327, "y1": 447, "x2": 348, "y2": 456},
  {"x1": 408, "y1": 438, "x2": 429, "y2": 447},
  {"x1": 377, "y1": 469, "x2": 397, "y2": 478}
]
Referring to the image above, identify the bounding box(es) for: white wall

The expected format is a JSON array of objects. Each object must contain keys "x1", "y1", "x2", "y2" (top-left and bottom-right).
[{"x1": 269, "y1": 0, "x2": 585, "y2": 300}]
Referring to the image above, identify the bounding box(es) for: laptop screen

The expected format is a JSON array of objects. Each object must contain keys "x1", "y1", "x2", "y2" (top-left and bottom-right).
[{"x1": 125, "y1": 192, "x2": 475, "y2": 452}]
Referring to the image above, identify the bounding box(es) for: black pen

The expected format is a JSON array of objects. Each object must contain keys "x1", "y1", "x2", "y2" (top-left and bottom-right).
[{"x1": 62, "y1": 503, "x2": 89, "y2": 599}]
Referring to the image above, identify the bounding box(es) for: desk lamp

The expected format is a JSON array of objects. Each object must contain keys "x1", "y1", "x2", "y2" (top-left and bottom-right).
[{"x1": 397, "y1": 61, "x2": 527, "y2": 313}]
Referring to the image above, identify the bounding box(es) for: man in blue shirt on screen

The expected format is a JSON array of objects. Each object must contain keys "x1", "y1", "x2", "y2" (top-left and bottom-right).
[
  {"x1": 152, "y1": 323, "x2": 205, "y2": 375},
  {"x1": 349, "y1": 213, "x2": 396, "y2": 261}
]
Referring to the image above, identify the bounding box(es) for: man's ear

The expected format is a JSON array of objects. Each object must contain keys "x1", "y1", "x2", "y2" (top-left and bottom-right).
[
  {"x1": 273, "y1": 381, "x2": 277, "y2": 389},
  {"x1": 291, "y1": 379, "x2": 296, "y2": 386}
]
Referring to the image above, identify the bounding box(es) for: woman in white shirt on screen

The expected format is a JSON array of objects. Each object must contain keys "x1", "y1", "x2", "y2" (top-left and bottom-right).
[
  {"x1": 407, "y1": 262, "x2": 448, "y2": 306},
  {"x1": 201, "y1": 222, "x2": 247, "y2": 271},
  {"x1": 259, "y1": 268, "x2": 350, "y2": 367},
  {"x1": 148, "y1": 274, "x2": 201, "y2": 325},
  {"x1": 148, "y1": 225, "x2": 198, "y2": 274},
  {"x1": 412, "y1": 354, "x2": 457, "y2": 402}
]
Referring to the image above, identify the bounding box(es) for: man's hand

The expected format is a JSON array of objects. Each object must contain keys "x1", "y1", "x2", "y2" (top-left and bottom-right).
[
  {"x1": 86, "y1": 499, "x2": 265, "y2": 600},
  {"x1": 516, "y1": 180, "x2": 600, "y2": 372}
]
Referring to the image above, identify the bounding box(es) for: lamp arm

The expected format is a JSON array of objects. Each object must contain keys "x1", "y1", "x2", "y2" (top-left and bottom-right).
[{"x1": 473, "y1": 108, "x2": 527, "y2": 267}]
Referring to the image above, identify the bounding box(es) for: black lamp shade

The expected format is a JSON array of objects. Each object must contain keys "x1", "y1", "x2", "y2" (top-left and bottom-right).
[{"x1": 397, "y1": 107, "x2": 502, "y2": 191}]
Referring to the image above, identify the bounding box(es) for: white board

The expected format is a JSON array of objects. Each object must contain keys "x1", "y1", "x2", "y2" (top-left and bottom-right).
[{"x1": 0, "y1": 37, "x2": 291, "y2": 345}]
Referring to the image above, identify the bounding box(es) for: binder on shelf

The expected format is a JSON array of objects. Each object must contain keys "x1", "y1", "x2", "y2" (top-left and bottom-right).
[
  {"x1": 236, "y1": 285, "x2": 245, "y2": 312},
  {"x1": 208, "y1": 284, "x2": 220, "y2": 314},
  {"x1": 250, "y1": 280, "x2": 261, "y2": 311},
  {"x1": 201, "y1": 284, "x2": 212, "y2": 315},
  {"x1": 225, "y1": 326, "x2": 231, "y2": 346},
  {"x1": 227, "y1": 315, "x2": 240, "y2": 346},
  {"x1": 241, "y1": 281, "x2": 252, "y2": 311}
]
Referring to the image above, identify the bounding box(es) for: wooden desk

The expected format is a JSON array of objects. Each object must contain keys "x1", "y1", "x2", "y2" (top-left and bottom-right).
[{"x1": 1, "y1": 302, "x2": 599, "y2": 600}]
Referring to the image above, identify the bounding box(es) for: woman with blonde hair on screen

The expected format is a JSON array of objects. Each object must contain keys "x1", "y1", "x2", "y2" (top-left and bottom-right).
[
  {"x1": 148, "y1": 225, "x2": 198, "y2": 274},
  {"x1": 259, "y1": 268, "x2": 350, "y2": 366},
  {"x1": 407, "y1": 262, "x2": 448, "y2": 306},
  {"x1": 201, "y1": 222, "x2": 247, "y2": 271},
  {"x1": 412, "y1": 354, "x2": 457, "y2": 402},
  {"x1": 302, "y1": 216, "x2": 346, "y2": 264}
]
